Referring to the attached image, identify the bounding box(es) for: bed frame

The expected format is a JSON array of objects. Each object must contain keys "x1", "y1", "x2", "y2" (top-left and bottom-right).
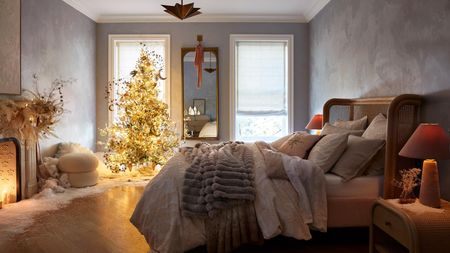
[{"x1": 322, "y1": 94, "x2": 422, "y2": 199}]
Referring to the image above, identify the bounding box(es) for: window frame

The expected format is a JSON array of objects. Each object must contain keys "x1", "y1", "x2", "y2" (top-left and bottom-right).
[
  {"x1": 107, "y1": 34, "x2": 171, "y2": 125},
  {"x1": 229, "y1": 34, "x2": 294, "y2": 141}
]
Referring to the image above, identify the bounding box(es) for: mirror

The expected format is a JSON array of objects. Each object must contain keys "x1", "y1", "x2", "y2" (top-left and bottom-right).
[{"x1": 182, "y1": 47, "x2": 219, "y2": 140}]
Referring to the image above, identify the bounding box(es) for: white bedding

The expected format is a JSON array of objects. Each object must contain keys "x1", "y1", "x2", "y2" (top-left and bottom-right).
[
  {"x1": 325, "y1": 173, "x2": 383, "y2": 199},
  {"x1": 130, "y1": 144, "x2": 327, "y2": 253}
]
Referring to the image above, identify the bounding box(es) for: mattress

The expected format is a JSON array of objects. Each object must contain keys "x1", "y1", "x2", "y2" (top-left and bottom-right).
[
  {"x1": 325, "y1": 173, "x2": 384, "y2": 227},
  {"x1": 325, "y1": 173, "x2": 384, "y2": 199}
]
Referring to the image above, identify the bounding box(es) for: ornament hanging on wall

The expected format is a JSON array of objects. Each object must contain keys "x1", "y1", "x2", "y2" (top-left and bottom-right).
[{"x1": 204, "y1": 51, "x2": 216, "y2": 73}]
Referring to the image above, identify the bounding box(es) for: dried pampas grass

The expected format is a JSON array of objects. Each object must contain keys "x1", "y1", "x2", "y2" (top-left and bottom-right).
[{"x1": 0, "y1": 77, "x2": 73, "y2": 142}]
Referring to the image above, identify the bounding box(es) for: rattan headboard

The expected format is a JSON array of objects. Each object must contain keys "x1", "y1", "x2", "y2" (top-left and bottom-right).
[{"x1": 323, "y1": 94, "x2": 422, "y2": 199}]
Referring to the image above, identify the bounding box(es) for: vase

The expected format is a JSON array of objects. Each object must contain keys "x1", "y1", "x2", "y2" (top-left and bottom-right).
[{"x1": 399, "y1": 189, "x2": 416, "y2": 204}]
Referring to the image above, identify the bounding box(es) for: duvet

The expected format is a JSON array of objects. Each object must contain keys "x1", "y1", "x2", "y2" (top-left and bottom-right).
[{"x1": 130, "y1": 143, "x2": 327, "y2": 253}]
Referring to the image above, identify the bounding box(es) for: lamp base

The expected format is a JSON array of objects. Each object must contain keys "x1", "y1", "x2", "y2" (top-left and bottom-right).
[{"x1": 419, "y1": 159, "x2": 441, "y2": 208}]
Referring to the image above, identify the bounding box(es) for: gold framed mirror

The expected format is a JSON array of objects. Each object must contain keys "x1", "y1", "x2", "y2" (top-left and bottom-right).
[{"x1": 181, "y1": 47, "x2": 219, "y2": 140}]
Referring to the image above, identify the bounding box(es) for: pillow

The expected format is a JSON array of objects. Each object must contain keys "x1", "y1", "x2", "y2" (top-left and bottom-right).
[
  {"x1": 271, "y1": 133, "x2": 295, "y2": 150},
  {"x1": 361, "y1": 113, "x2": 387, "y2": 175},
  {"x1": 278, "y1": 131, "x2": 322, "y2": 158},
  {"x1": 261, "y1": 149, "x2": 288, "y2": 180},
  {"x1": 362, "y1": 113, "x2": 387, "y2": 140},
  {"x1": 333, "y1": 115, "x2": 368, "y2": 130},
  {"x1": 55, "y1": 142, "x2": 93, "y2": 158},
  {"x1": 331, "y1": 136, "x2": 385, "y2": 181},
  {"x1": 363, "y1": 149, "x2": 385, "y2": 176},
  {"x1": 308, "y1": 133, "x2": 349, "y2": 173},
  {"x1": 321, "y1": 123, "x2": 364, "y2": 136},
  {"x1": 58, "y1": 152, "x2": 99, "y2": 173}
]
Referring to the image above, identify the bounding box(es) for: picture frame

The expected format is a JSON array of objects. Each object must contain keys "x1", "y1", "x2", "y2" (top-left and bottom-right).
[
  {"x1": 193, "y1": 99, "x2": 206, "y2": 115},
  {"x1": 0, "y1": 0, "x2": 21, "y2": 95}
]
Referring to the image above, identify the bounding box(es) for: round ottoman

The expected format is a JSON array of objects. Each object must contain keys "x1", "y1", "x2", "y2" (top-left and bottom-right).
[{"x1": 58, "y1": 153, "x2": 99, "y2": 188}]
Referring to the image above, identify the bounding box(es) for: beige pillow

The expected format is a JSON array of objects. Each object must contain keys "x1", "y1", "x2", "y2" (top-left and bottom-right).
[
  {"x1": 278, "y1": 132, "x2": 322, "y2": 158},
  {"x1": 308, "y1": 133, "x2": 349, "y2": 173},
  {"x1": 271, "y1": 133, "x2": 294, "y2": 150},
  {"x1": 333, "y1": 116, "x2": 368, "y2": 130},
  {"x1": 361, "y1": 113, "x2": 387, "y2": 175},
  {"x1": 55, "y1": 142, "x2": 93, "y2": 158},
  {"x1": 58, "y1": 152, "x2": 99, "y2": 173},
  {"x1": 331, "y1": 136, "x2": 385, "y2": 181},
  {"x1": 364, "y1": 149, "x2": 385, "y2": 176},
  {"x1": 362, "y1": 113, "x2": 387, "y2": 140},
  {"x1": 261, "y1": 149, "x2": 288, "y2": 180},
  {"x1": 321, "y1": 123, "x2": 364, "y2": 136}
]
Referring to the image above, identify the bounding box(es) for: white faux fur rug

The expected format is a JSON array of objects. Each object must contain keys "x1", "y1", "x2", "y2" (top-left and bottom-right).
[{"x1": 0, "y1": 177, "x2": 151, "y2": 244}]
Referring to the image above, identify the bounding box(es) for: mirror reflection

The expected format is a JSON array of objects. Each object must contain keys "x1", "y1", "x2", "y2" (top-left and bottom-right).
[{"x1": 182, "y1": 48, "x2": 219, "y2": 139}]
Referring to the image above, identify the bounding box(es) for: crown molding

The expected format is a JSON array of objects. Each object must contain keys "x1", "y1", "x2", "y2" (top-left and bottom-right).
[
  {"x1": 62, "y1": 0, "x2": 98, "y2": 21},
  {"x1": 304, "y1": 0, "x2": 330, "y2": 22},
  {"x1": 97, "y1": 14, "x2": 307, "y2": 23},
  {"x1": 61, "y1": 0, "x2": 329, "y2": 24}
]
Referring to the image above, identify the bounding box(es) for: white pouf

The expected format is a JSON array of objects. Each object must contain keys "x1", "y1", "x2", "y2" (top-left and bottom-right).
[
  {"x1": 58, "y1": 153, "x2": 99, "y2": 187},
  {"x1": 67, "y1": 170, "x2": 99, "y2": 188}
]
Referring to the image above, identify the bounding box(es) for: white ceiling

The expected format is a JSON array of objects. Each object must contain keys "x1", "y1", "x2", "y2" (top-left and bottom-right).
[{"x1": 62, "y1": 0, "x2": 330, "y2": 23}]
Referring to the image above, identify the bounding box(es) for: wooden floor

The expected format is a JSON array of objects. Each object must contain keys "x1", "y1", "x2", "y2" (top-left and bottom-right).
[{"x1": 1, "y1": 186, "x2": 369, "y2": 253}]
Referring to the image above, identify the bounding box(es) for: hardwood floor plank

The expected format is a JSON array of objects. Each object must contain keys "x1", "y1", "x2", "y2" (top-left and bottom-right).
[{"x1": 0, "y1": 185, "x2": 369, "y2": 253}]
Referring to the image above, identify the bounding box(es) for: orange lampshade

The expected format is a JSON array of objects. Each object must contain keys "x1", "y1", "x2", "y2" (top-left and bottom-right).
[
  {"x1": 399, "y1": 123, "x2": 450, "y2": 160},
  {"x1": 306, "y1": 114, "x2": 323, "y2": 130}
]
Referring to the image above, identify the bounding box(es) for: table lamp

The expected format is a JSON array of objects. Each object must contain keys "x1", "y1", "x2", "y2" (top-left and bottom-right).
[
  {"x1": 399, "y1": 123, "x2": 450, "y2": 208},
  {"x1": 306, "y1": 114, "x2": 323, "y2": 135}
]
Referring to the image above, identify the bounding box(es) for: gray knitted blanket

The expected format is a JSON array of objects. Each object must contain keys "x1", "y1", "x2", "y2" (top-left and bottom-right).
[{"x1": 181, "y1": 141, "x2": 256, "y2": 218}]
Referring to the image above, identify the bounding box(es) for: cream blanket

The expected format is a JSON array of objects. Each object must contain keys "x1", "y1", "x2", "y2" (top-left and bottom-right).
[{"x1": 130, "y1": 143, "x2": 327, "y2": 253}]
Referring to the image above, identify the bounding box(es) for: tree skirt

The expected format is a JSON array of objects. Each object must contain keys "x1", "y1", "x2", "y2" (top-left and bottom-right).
[{"x1": 0, "y1": 177, "x2": 151, "y2": 244}]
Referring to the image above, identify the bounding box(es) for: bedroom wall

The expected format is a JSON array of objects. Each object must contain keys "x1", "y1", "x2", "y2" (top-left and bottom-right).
[
  {"x1": 310, "y1": 0, "x2": 450, "y2": 199},
  {"x1": 1, "y1": 0, "x2": 97, "y2": 156},
  {"x1": 96, "y1": 23, "x2": 310, "y2": 148}
]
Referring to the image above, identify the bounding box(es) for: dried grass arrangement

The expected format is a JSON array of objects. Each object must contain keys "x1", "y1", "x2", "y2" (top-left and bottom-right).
[
  {"x1": 393, "y1": 168, "x2": 421, "y2": 204},
  {"x1": 0, "y1": 77, "x2": 73, "y2": 142}
]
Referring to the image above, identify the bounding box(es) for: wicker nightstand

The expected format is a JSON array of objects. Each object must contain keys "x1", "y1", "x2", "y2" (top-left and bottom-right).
[{"x1": 370, "y1": 198, "x2": 450, "y2": 253}]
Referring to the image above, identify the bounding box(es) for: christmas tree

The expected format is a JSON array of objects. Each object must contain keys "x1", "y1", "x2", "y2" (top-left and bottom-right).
[{"x1": 102, "y1": 48, "x2": 178, "y2": 173}]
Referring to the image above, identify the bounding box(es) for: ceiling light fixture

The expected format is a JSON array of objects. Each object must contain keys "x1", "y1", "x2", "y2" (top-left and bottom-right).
[{"x1": 161, "y1": 0, "x2": 201, "y2": 20}]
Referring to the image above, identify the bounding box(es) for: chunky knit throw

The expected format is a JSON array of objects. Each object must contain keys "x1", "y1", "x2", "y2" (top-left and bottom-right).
[
  {"x1": 181, "y1": 142, "x2": 261, "y2": 253},
  {"x1": 182, "y1": 142, "x2": 255, "y2": 217}
]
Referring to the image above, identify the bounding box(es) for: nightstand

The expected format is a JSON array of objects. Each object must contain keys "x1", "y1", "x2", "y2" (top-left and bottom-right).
[{"x1": 370, "y1": 198, "x2": 450, "y2": 253}]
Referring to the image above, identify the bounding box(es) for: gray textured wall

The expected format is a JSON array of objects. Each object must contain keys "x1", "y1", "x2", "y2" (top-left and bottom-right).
[
  {"x1": 96, "y1": 23, "x2": 310, "y2": 147},
  {"x1": 20, "y1": 0, "x2": 96, "y2": 156},
  {"x1": 0, "y1": 0, "x2": 21, "y2": 94},
  {"x1": 310, "y1": 0, "x2": 450, "y2": 199}
]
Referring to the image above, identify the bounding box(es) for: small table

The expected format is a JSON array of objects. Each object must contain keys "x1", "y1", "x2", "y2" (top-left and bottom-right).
[{"x1": 370, "y1": 198, "x2": 450, "y2": 253}]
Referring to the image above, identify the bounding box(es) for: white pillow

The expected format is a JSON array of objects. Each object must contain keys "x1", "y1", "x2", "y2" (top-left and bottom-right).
[
  {"x1": 333, "y1": 116, "x2": 368, "y2": 130},
  {"x1": 362, "y1": 113, "x2": 387, "y2": 140},
  {"x1": 321, "y1": 123, "x2": 364, "y2": 136},
  {"x1": 331, "y1": 136, "x2": 385, "y2": 181},
  {"x1": 308, "y1": 133, "x2": 349, "y2": 173},
  {"x1": 55, "y1": 142, "x2": 93, "y2": 158}
]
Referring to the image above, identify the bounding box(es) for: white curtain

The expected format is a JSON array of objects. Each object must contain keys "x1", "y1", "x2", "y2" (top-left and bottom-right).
[
  {"x1": 235, "y1": 41, "x2": 289, "y2": 141},
  {"x1": 236, "y1": 41, "x2": 287, "y2": 114}
]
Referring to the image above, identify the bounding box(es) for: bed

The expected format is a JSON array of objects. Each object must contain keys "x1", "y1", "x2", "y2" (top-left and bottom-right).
[
  {"x1": 323, "y1": 94, "x2": 422, "y2": 227},
  {"x1": 131, "y1": 94, "x2": 422, "y2": 253}
]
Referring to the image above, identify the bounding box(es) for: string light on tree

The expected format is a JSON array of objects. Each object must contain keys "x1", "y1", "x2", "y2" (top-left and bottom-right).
[{"x1": 102, "y1": 47, "x2": 178, "y2": 173}]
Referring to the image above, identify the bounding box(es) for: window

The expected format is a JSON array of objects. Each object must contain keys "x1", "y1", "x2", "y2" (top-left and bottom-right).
[
  {"x1": 230, "y1": 35, "x2": 293, "y2": 142},
  {"x1": 108, "y1": 34, "x2": 170, "y2": 124}
]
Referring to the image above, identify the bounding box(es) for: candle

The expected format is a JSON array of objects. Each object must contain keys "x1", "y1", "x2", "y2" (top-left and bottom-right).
[{"x1": 1, "y1": 189, "x2": 8, "y2": 208}]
